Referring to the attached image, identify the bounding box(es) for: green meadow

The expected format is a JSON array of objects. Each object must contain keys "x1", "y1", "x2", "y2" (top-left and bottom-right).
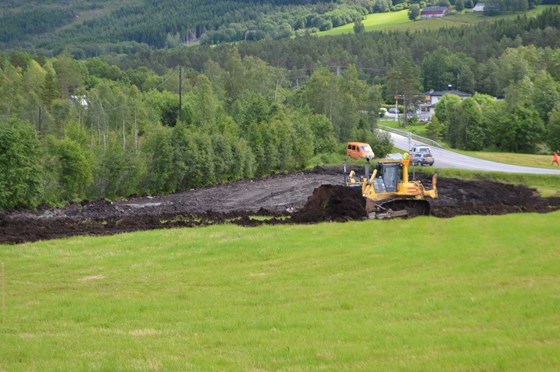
[
  {"x1": 1, "y1": 212, "x2": 560, "y2": 370},
  {"x1": 458, "y1": 150, "x2": 560, "y2": 171},
  {"x1": 318, "y1": 6, "x2": 557, "y2": 36}
]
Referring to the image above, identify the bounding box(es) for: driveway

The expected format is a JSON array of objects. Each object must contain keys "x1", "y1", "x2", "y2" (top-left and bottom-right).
[{"x1": 387, "y1": 132, "x2": 560, "y2": 175}]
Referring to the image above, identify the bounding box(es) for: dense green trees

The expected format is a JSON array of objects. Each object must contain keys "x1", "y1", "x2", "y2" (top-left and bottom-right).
[
  {"x1": 0, "y1": 118, "x2": 42, "y2": 210},
  {"x1": 1, "y1": 48, "x2": 385, "y2": 210},
  {"x1": 408, "y1": 5, "x2": 420, "y2": 21},
  {"x1": 485, "y1": 0, "x2": 531, "y2": 16},
  {"x1": 2, "y1": 0, "x2": 544, "y2": 53},
  {"x1": 0, "y1": 0, "x2": 413, "y2": 52},
  {"x1": 436, "y1": 88, "x2": 550, "y2": 153}
]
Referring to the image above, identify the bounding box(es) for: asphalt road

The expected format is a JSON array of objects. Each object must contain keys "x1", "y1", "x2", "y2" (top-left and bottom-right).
[{"x1": 387, "y1": 132, "x2": 560, "y2": 175}]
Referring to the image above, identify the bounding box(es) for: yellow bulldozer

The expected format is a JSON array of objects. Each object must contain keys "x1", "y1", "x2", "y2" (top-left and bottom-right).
[{"x1": 346, "y1": 153, "x2": 438, "y2": 219}]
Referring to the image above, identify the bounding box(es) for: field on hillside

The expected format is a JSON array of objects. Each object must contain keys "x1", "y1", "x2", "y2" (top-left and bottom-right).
[
  {"x1": 1, "y1": 212, "x2": 559, "y2": 369},
  {"x1": 319, "y1": 6, "x2": 558, "y2": 36}
]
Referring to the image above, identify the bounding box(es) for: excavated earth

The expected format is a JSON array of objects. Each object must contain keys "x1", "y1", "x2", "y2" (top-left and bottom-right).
[{"x1": 1, "y1": 166, "x2": 559, "y2": 244}]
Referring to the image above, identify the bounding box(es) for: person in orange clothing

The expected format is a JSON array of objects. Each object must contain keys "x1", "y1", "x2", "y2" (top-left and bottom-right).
[{"x1": 553, "y1": 151, "x2": 560, "y2": 166}]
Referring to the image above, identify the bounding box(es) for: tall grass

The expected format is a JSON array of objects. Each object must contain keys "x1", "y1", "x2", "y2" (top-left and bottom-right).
[{"x1": 1, "y1": 212, "x2": 560, "y2": 369}]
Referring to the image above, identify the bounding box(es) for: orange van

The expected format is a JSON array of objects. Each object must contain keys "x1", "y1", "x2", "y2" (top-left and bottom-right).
[{"x1": 346, "y1": 142, "x2": 374, "y2": 160}]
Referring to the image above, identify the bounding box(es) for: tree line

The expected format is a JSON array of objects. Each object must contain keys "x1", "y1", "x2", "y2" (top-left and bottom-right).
[
  {"x1": 0, "y1": 49, "x2": 391, "y2": 210},
  {"x1": 0, "y1": 0, "x2": 392, "y2": 53},
  {"x1": 109, "y1": 7, "x2": 560, "y2": 99},
  {"x1": 110, "y1": 6, "x2": 560, "y2": 152},
  {"x1": 4, "y1": 0, "x2": 552, "y2": 54}
]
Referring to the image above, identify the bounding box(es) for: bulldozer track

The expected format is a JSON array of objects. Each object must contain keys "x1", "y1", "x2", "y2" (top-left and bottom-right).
[{"x1": 372, "y1": 199, "x2": 431, "y2": 219}]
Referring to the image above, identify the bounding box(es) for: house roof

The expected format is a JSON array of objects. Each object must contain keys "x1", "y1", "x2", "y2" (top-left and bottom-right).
[
  {"x1": 473, "y1": 3, "x2": 485, "y2": 11},
  {"x1": 426, "y1": 89, "x2": 471, "y2": 98},
  {"x1": 421, "y1": 7, "x2": 449, "y2": 14}
]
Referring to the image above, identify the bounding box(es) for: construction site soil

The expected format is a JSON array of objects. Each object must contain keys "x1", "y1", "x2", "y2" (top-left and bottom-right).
[{"x1": 1, "y1": 166, "x2": 559, "y2": 244}]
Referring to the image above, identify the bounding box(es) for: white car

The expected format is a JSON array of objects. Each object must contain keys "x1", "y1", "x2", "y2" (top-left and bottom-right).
[{"x1": 410, "y1": 145, "x2": 432, "y2": 154}]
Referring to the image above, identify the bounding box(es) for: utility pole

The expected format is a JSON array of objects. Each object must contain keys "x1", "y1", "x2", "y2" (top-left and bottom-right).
[
  {"x1": 178, "y1": 66, "x2": 183, "y2": 123},
  {"x1": 395, "y1": 96, "x2": 399, "y2": 125}
]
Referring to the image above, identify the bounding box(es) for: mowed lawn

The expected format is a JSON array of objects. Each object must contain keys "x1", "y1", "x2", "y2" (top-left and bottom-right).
[{"x1": 1, "y1": 212, "x2": 560, "y2": 370}]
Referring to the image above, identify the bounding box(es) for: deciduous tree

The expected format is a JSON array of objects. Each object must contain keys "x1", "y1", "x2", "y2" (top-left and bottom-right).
[
  {"x1": 0, "y1": 118, "x2": 43, "y2": 209},
  {"x1": 408, "y1": 5, "x2": 420, "y2": 21}
]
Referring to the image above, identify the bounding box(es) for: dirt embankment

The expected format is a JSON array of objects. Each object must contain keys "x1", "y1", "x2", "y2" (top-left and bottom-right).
[{"x1": 1, "y1": 166, "x2": 559, "y2": 244}]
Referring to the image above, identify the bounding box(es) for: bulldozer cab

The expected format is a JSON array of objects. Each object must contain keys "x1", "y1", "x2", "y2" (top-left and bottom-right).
[{"x1": 374, "y1": 162, "x2": 402, "y2": 193}]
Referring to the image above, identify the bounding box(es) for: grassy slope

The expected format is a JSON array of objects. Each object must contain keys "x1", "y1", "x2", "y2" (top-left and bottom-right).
[
  {"x1": 321, "y1": 10, "x2": 411, "y2": 35},
  {"x1": 318, "y1": 6, "x2": 557, "y2": 36},
  {"x1": 457, "y1": 150, "x2": 560, "y2": 170},
  {"x1": 1, "y1": 212, "x2": 560, "y2": 370}
]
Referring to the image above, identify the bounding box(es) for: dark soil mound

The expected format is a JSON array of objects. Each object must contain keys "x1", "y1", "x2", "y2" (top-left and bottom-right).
[
  {"x1": 2, "y1": 167, "x2": 559, "y2": 244},
  {"x1": 291, "y1": 185, "x2": 367, "y2": 223},
  {"x1": 431, "y1": 177, "x2": 560, "y2": 217},
  {"x1": 0, "y1": 210, "x2": 288, "y2": 244},
  {"x1": 289, "y1": 176, "x2": 560, "y2": 223}
]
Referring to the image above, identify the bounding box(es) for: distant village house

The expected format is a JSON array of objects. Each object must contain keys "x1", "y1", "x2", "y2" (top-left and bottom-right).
[
  {"x1": 417, "y1": 90, "x2": 472, "y2": 120},
  {"x1": 420, "y1": 6, "x2": 450, "y2": 19},
  {"x1": 473, "y1": 3, "x2": 485, "y2": 12}
]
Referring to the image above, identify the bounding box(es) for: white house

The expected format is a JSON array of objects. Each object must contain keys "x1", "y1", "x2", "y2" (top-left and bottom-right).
[
  {"x1": 416, "y1": 90, "x2": 472, "y2": 121},
  {"x1": 473, "y1": 3, "x2": 485, "y2": 12}
]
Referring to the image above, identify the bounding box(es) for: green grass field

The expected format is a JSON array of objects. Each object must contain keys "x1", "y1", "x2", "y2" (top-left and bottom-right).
[
  {"x1": 318, "y1": 6, "x2": 557, "y2": 36},
  {"x1": 1, "y1": 212, "x2": 560, "y2": 370},
  {"x1": 457, "y1": 150, "x2": 560, "y2": 171},
  {"x1": 379, "y1": 118, "x2": 431, "y2": 138}
]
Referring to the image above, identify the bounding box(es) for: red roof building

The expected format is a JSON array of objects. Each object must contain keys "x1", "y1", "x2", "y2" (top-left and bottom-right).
[{"x1": 420, "y1": 6, "x2": 449, "y2": 19}]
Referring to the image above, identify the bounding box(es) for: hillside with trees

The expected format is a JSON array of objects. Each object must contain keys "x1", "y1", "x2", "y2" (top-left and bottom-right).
[
  {"x1": 0, "y1": 0, "x2": 399, "y2": 54},
  {"x1": 3, "y1": 0, "x2": 557, "y2": 55},
  {"x1": 0, "y1": 48, "x2": 391, "y2": 210},
  {"x1": 2, "y1": 5, "x2": 560, "y2": 210}
]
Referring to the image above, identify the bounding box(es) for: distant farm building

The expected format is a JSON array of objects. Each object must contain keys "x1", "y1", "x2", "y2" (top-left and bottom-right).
[
  {"x1": 421, "y1": 6, "x2": 450, "y2": 19},
  {"x1": 473, "y1": 3, "x2": 485, "y2": 12}
]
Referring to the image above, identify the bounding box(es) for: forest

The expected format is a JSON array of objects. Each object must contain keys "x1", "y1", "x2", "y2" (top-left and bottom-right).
[
  {"x1": 2, "y1": 7, "x2": 560, "y2": 210},
  {"x1": 3, "y1": 0, "x2": 556, "y2": 55},
  {"x1": 0, "y1": 48, "x2": 391, "y2": 210}
]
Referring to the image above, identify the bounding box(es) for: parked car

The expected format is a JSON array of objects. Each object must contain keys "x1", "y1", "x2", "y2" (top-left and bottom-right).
[
  {"x1": 410, "y1": 145, "x2": 432, "y2": 155},
  {"x1": 411, "y1": 152, "x2": 435, "y2": 166}
]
